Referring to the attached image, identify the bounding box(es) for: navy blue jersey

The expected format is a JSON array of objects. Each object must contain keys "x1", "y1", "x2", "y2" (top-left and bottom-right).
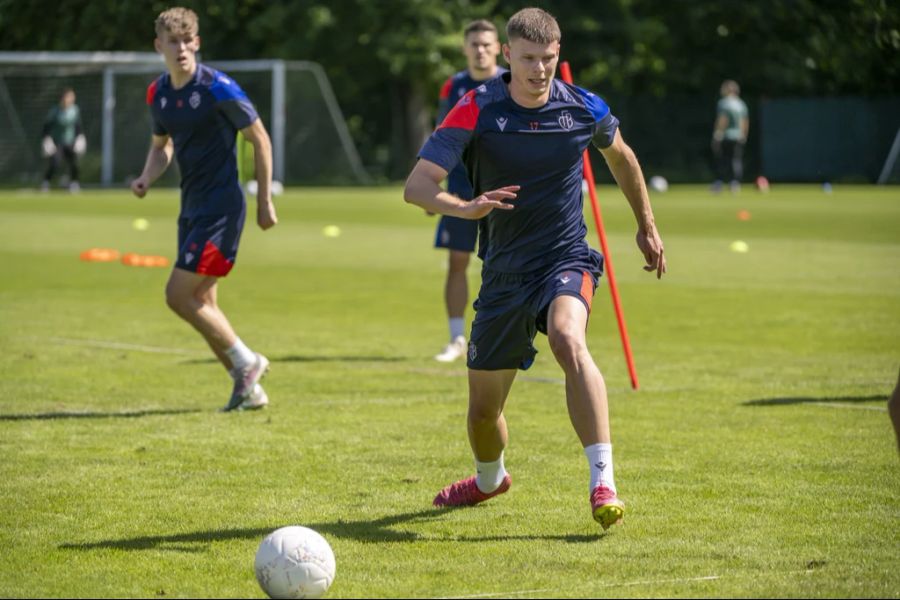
[
  {"x1": 419, "y1": 72, "x2": 619, "y2": 274},
  {"x1": 437, "y1": 68, "x2": 506, "y2": 199},
  {"x1": 146, "y1": 64, "x2": 258, "y2": 218}
]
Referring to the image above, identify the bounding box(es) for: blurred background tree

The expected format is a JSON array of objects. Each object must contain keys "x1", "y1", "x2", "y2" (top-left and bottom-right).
[{"x1": 2, "y1": 0, "x2": 897, "y2": 181}]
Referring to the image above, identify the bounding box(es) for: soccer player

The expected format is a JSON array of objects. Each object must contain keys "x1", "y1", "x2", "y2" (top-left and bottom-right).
[
  {"x1": 432, "y1": 19, "x2": 506, "y2": 363},
  {"x1": 404, "y1": 7, "x2": 666, "y2": 529},
  {"x1": 131, "y1": 7, "x2": 278, "y2": 412},
  {"x1": 41, "y1": 88, "x2": 86, "y2": 193},
  {"x1": 711, "y1": 79, "x2": 749, "y2": 194}
]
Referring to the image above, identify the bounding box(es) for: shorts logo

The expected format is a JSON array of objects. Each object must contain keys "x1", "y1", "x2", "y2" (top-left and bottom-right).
[
  {"x1": 558, "y1": 110, "x2": 574, "y2": 130},
  {"x1": 189, "y1": 91, "x2": 201, "y2": 109},
  {"x1": 560, "y1": 275, "x2": 571, "y2": 284},
  {"x1": 468, "y1": 341, "x2": 477, "y2": 362},
  {"x1": 185, "y1": 252, "x2": 195, "y2": 264},
  {"x1": 496, "y1": 117, "x2": 508, "y2": 131},
  {"x1": 160, "y1": 97, "x2": 167, "y2": 109}
]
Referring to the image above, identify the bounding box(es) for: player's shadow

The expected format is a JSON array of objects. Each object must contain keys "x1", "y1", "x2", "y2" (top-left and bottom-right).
[
  {"x1": 59, "y1": 508, "x2": 601, "y2": 552},
  {"x1": 741, "y1": 394, "x2": 886, "y2": 407},
  {"x1": 0, "y1": 408, "x2": 202, "y2": 422}
]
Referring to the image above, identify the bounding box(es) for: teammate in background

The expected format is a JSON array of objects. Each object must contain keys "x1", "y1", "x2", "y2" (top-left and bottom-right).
[
  {"x1": 404, "y1": 8, "x2": 666, "y2": 529},
  {"x1": 131, "y1": 7, "x2": 278, "y2": 412},
  {"x1": 431, "y1": 19, "x2": 505, "y2": 363},
  {"x1": 711, "y1": 79, "x2": 749, "y2": 194},
  {"x1": 41, "y1": 88, "x2": 86, "y2": 193}
]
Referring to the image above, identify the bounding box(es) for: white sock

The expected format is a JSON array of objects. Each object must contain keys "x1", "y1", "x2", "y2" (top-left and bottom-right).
[
  {"x1": 584, "y1": 443, "x2": 616, "y2": 493},
  {"x1": 475, "y1": 454, "x2": 507, "y2": 493},
  {"x1": 449, "y1": 317, "x2": 465, "y2": 341},
  {"x1": 225, "y1": 338, "x2": 256, "y2": 371}
]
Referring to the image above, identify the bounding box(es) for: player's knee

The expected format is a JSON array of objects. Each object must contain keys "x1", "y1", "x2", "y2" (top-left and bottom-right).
[
  {"x1": 548, "y1": 329, "x2": 585, "y2": 369},
  {"x1": 164, "y1": 285, "x2": 191, "y2": 316},
  {"x1": 468, "y1": 402, "x2": 502, "y2": 426}
]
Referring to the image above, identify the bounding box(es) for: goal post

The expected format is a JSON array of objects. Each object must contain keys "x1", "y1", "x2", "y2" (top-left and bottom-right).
[
  {"x1": 0, "y1": 51, "x2": 370, "y2": 186},
  {"x1": 877, "y1": 126, "x2": 900, "y2": 185}
]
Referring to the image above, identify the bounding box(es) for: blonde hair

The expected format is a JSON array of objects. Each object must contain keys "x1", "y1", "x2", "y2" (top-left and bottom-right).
[
  {"x1": 507, "y1": 8, "x2": 561, "y2": 44},
  {"x1": 155, "y1": 7, "x2": 199, "y2": 38}
]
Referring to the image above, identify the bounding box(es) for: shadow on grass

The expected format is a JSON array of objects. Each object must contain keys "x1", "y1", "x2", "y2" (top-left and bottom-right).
[
  {"x1": 0, "y1": 408, "x2": 203, "y2": 421},
  {"x1": 742, "y1": 394, "x2": 886, "y2": 407},
  {"x1": 181, "y1": 355, "x2": 408, "y2": 365},
  {"x1": 60, "y1": 508, "x2": 602, "y2": 551}
]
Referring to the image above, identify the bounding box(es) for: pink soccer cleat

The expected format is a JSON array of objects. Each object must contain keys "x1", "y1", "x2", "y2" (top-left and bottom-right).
[
  {"x1": 433, "y1": 474, "x2": 512, "y2": 507},
  {"x1": 590, "y1": 485, "x2": 625, "y2": 530}
]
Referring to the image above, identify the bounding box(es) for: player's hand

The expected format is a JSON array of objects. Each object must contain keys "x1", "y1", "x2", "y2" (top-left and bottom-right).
[
  {"x1": 131, "y1": 176, "x2": 149, "y2": 198},
  {"x1": 460, "y1": 185, "x2": 520, "y2": 219},
  {"x1": 257, "y1": 200, "x2": 278, "y2": 230},
  {"x1": 41, "y1": 136, "x2": 56, "y2": 158},
  {"x1": 636, "y1": 227, "x2": 666, "y2": 279},
  {"x1": 424, "y1": 210, "x2": 436, "y2": 217},
  {"x1": 73, "y1": 134, "x2": 87, "y2": 156}
]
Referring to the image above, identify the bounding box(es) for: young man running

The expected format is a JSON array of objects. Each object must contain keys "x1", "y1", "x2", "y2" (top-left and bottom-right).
[
  {"x1": 131, "y1": 7, "x2": 278, "y2": 412},
  {"x1": 404, "y1": 7, "x2": 666, "y2": 528},
  {"x1": 432, "y1": 19, "x2": 505, "y2": 363}
]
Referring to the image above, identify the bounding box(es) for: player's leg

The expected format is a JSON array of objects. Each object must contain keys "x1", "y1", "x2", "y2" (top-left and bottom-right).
[
  {"x1": 166, "y1": 268, "x2": 269, "y2": 411},
  {"x1": 730, "y1": 140, "x2": 744, "y2": 193},
  {"x1": 435, "y1": 250, "x2": 470, "y2": 361},
  {"x1": 546, "y1": 294, "x2": 624, "y2": 529},
  {"x1": 42, "y1": 152, "x2": 59, "y2": 190},
  {"x1": 64, "y1": 146, "x2": 80, "y2": 192},
  {"x1": 433, "y1": 367, "x2": 516, "y2": 507},
  {"x1": 188, "y1": 274, "x2": 235, "y2": 369},
  {"x1": 434, "y1": 216, "x2": 477, "y2": 362}
]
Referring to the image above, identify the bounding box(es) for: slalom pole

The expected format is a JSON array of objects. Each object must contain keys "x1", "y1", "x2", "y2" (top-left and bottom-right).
[{"x1": 559, "y1": 61, "x2": 640, "y2": 390}]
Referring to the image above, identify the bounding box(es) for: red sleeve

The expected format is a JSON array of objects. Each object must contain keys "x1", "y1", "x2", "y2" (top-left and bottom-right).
[
  {"x1": 439, "y1": 77, "x2": 453, "y2": 100},
  {"x1": 437, "y1": 90, "x2": 480, "y2": 131},
  {"x1": 146, "y1": 79, "x2": 159, "y2": 106}
]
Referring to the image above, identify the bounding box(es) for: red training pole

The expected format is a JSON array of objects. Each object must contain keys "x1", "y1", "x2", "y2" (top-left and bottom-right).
[{"x1": 559, "y1": 61, "x2": 640, "y2": 390}]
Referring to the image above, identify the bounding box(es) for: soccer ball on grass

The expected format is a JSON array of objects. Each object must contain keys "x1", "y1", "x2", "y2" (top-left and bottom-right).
[{"x1": 255, "y1": 526, "x2": 336, "y2": 599}]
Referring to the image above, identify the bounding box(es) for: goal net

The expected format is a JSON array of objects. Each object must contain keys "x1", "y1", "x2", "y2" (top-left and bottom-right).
[{"x1": 0, "y1": 52, "x2": 370, "y2": 187}]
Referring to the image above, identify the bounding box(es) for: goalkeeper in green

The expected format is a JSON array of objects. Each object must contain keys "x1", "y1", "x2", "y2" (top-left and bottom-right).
[{"x1": 41, "y1": 88, "x2": 86, "y2": 193}]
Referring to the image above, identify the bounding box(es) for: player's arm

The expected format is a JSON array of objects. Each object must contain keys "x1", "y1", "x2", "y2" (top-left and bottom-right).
[
  {"x1": 404, "y1": 158, "x2": 518, "y2": 220},
  {"x1": 131, "y1": 134, "x2": 173, "y2": 198},
  {"x1": 240, "y1": 118, "x2": 277, "y2": 230},
  {"x1": 598, "y1": 129, "x2": 666, "y2": 278}
]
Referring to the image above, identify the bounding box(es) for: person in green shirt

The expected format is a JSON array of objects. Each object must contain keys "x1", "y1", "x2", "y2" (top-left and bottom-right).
[
  {"x1": 711, "y1": 79, "x2": 748, "y2": 194},
  {"x1": 41, "y1": 88, "x2": 86, "y2": 193}
]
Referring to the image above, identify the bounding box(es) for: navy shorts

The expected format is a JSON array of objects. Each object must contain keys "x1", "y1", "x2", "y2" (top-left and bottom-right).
[
  {"x1": 467, "y1": 250, "x2": 604, "y2": 371},
  {"x1": 434, "y1": 215, "x2": 478, "y2": 253},
  {"x1": 176, "y1": 207, "x2": 246, "y2": 277}
]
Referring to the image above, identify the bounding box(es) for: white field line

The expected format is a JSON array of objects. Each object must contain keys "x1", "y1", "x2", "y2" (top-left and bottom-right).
[
  {"x1": 438, "y1": 570, "x2": 819, "y2": 599},
  {"x1": 808, "y1": 402, "x2": 887, "y2": 412},
  {"x1": 41, "y1": 336, "x2": 203, "y2": 356}
]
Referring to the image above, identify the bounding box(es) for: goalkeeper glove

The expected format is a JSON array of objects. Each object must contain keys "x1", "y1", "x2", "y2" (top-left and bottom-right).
[
  {"x1": 42, "y1": 136, "x2": 57, "y2": 158},
  {"x1": 74, "y1": 134, "x2": 87, "y2": 156}
]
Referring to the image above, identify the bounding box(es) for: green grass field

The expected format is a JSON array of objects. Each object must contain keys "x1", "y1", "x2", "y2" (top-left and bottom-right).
[{"x1": 1, "y1": 183, "x2": 898, "y2": 598}]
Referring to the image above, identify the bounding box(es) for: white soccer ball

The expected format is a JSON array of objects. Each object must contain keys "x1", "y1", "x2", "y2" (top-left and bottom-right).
[
  {"x1": 648, "y1": 175, "x2": 668, "y2": 193},
  {"x1": 255, "y1": 526, "x2": 336, "y2": 599}
]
